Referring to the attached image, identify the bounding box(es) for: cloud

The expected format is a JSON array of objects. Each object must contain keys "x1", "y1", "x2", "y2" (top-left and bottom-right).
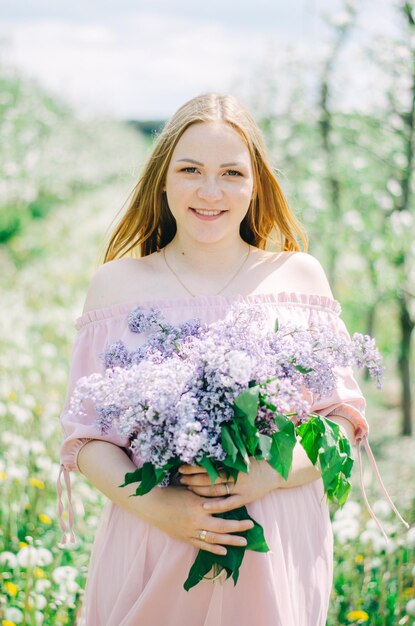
[
  {"x1": 0, "y1": 1, "x2": 401, "y2": 119},
  {"x1": 0, "y1": 13, "x2": 274, "y2": 118}
]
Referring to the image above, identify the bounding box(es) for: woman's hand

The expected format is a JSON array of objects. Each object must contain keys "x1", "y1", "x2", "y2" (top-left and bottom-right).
[
  {"x1": 77, "y1": 440, "x2": 254, "y2": 557},
  {"x1": 178, "y1": 457, "x2": 281, "y2": 515},
  {"x1": 179, "y1": 441, "x2": 323, "y2": 515},
  {"x1": 147, "y1": 485, "x2": 255, "y2": 556}
]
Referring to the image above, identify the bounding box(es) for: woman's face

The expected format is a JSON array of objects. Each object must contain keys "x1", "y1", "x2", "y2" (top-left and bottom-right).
[{"x1": 164, "y1": 121, "x2": 255, "y2": 245}]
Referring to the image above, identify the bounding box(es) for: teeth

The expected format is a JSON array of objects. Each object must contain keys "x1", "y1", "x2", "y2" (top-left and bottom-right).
[{"x1": 193, "y1": 209, "x2": 222, "y2": 216}]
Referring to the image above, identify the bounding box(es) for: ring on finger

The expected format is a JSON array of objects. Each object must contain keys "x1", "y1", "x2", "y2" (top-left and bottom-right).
[
  {"x1": 199, "y1": 529, "x2": 208, "y2": 541},
  {"x1": 225, "y1": 481, "x2": 230, "y2": 496}
]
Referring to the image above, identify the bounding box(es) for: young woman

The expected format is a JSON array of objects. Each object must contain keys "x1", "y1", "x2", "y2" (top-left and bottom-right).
[{"x1": 57, "y1": 92, "x2": 403, "y2": 626}]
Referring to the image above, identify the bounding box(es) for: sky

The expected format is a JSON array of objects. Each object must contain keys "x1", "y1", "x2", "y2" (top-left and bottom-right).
[{"x1": 0, "y1": 0, "x2": 402, "y2": 120}]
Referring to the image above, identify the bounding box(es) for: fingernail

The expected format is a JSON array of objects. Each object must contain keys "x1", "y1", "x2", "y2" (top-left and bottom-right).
[{"x1": 203, "y1": 503, "x2": 211, "y2": 509}]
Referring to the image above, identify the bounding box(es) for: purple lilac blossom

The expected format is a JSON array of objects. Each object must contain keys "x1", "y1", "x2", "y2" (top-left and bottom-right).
[
  {"x1": 69, "y1": 302, "x2": 383, "y2": 477},
  {"x1": 127, "y1": 306, "x2": 165, "y2": 333}
]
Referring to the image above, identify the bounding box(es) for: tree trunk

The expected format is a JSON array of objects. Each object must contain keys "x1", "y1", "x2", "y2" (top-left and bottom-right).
[
  {"x1": 398, "y1": 295, "x2": 414, "y2": 436},
  {"x1": 363, "y1": 302, "x2": 377, "y2": 382}
]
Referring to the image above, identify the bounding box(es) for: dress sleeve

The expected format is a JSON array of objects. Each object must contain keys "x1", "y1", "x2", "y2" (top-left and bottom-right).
[
  {"x1": 56, "y1": 320, "x2": 130, "y2": 546},
  {"x1": 59, "y1": 322, "x2": 130, "y2": 472}
]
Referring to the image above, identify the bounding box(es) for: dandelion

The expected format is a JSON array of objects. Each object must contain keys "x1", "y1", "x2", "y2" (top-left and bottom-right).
[
  {"x1": 36, "y1": 547, "x2": 53, "y2": 566},
  {"x1": 0, "y1": 471, "x2": 7, "y2": 480},
  {"x1": 406, "y1": 526, "x2": 415, "y2": 549},
  {"x1": 16, "y1": 546, "x2": 38, "y2": 568},
  {"x1": 4, "y1": 608, "x2": 23, "y2": 625},
  {"x1": 346, "y1": 610, "x2": 370, "y2": 621},
  {"x1": 38, "y1": 513, "x2": 52, "y2": 525},
  {"x1": 406, "y1": 599, "x2": 415, "y2": 616},
  {"x1": 355, "y1": 554, "x2": 364, "y2": 564},
  {"x1": 33, "y1": 567, "x2": 46, "y2": 578},
  {"x1": 29, "y1": 478, "x2": 45, "y2": 489},
  {"x1": 35, "y1": 579, "x2": 51, "y2": 593},
  {"x1": 52, "y1": 565, "x2": 78, "y2": 585},
  {"x1": 4, "y1": 581, "x2": 19, "y2": 596},
  {"x1": 29, "y1": 592, "x2": 47, "y2": 610},
  {"x1": 0, "y1": 551, "x2": 17, "y2": 568}
]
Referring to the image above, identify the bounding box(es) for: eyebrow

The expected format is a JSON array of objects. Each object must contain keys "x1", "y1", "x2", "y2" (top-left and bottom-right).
[{"x1": 175, "y1": 158, "x2": 246, "y2": 168}]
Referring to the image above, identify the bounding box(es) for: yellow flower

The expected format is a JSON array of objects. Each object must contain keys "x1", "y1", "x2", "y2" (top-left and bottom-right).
[
  {"x1": 347, "y1": 610, "x2": 369, "y2": 622},
  {"x1": 7, "y1": 390, "x2": 17, "y2": 401},
  {"x1": 19, "y1": 541, "x2": 28, "y2": 548},
  {"x1": 355, "y1": 554, "x2": 364, "y2": 564},
  {"x1": 4, "y1": 581, "x2": 19, "y2": 597},
  {"x1": 3, "y1": 620, "x2": 17, "y2": 626},
  {"x1": 0, "y1": 471, "x2": 7, "y2": 481},
  {"x1": 34, "y1": 568, "x2": 46, "y2": 579},
  {"x1": 39, "y1": 513, "x2": 52, "y2": 525},
  {"x1": 29, "y1": 478, "x2": 45, "y2": 489},
  {"x1": 404, "y1": 586, "x2": 414, "y2": 596}
]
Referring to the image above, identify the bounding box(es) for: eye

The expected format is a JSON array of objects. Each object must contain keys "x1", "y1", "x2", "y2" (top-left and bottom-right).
[
  {"x1": 224, "y1": 170, "x2": 243, "y2": 177},
  {"x1": 181, "y1": 167, "x2": 198, "y2": 173}
]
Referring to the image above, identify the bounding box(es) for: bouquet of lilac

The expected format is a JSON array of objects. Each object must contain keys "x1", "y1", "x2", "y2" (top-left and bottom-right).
[{"x1": 69, "y1": 303, "x2": 383, "y2": 590}]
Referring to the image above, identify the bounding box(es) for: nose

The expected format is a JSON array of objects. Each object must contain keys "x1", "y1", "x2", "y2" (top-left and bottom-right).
[{"x1": 197, "y1": 176, "x2": 223, "y2": 201}]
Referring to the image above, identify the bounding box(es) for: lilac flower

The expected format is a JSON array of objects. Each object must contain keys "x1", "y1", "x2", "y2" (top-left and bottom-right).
[
  {"x1": 100, "y1": 340, "x2": 131, "y2": 369},
  {"x1": 96, "y1": 404, "x2": 122, "y2": 434},
  {"x1": 351, "y1": 332, "x2": 384, "y2": 388},
  {"x1": 69, "y1": 302, "x2": 383, "y2": 479},
  {"x1": 127, "y1": 306, "x2": 165, "y2": 333}
]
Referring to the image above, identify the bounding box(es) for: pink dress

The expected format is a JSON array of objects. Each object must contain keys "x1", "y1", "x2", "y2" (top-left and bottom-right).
[{"x1": 57, "y1": 292, "x2": 407, "y2": 626}]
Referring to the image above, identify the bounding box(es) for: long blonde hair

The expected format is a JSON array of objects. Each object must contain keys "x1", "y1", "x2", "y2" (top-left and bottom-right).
[{"x1": 103, "y1": 92, "x2": 307, "y2": 261}]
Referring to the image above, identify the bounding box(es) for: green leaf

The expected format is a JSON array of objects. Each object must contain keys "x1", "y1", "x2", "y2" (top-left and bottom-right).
[
  {"x1": 234, "y1": 388, "x2": 259, "y2": 425},
  {"x1": 134, "y1": 462, "x2": 158, "y2": 495},
  {"x1": 268, "y1": 430, "x2": 296, "y2": 480},
  {"x1": 221, "y1": 424, "x2": 251, "y2": 473},
  {"x1": 272, "y1": 412, "x2": 294, "y2": 433},
  {"x1": 333, "y1": 476, "x2": 352, "y2": 506},
  {"x1": 183, "y1": 507, "x2": 269, "y2": 591},
  {"x1": 319, "y1": 445, "x2": 345, "y2": 492},
  {"x1": 274, "y1": 318, "x2": 279, "y2": 332},
  {"x1": 198, "y1": 455, "x2": 220, "y2": 484},
  {"x1": 293, "y1": 364, "x2": 313, "y2": 374},
  {"x1": 257, "y1": 433, "x2": 272, "y2": 460},
  {"x1": 119, "y1": 468, "x2": 142, "y2": 488},
  {"x1": 297, "y1": 417, "x2": 325, "y2": 465},
  {"x1": 229, "y1": 421, "x2": 250, "y2": 464},
  {"x1": 221, "y1": 424, "x2": 239, "y2": 462}
]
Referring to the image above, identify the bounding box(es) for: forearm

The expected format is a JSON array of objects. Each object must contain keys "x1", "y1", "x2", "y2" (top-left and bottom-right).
[{"x1": 77, "y1": 440, "x2": 170, "y2": 525}]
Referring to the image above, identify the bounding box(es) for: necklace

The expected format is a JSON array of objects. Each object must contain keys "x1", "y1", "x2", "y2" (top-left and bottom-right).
[{"x1": 162, "y1": 244, "x2": 252, "y2": 298}]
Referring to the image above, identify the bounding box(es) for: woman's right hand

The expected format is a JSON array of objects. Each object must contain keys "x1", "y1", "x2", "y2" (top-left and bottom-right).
[{"x1": 144, "y1": 485, "x2": 254, "y2": 556}]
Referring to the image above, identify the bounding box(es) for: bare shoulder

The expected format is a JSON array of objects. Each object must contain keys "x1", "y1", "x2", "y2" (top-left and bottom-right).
[
  {"x1": 273, "y1": 251, "x2": 334, "y2": 298},
  {"x1": 82, "y1": 256, "x2": 156, "y2": 314}
]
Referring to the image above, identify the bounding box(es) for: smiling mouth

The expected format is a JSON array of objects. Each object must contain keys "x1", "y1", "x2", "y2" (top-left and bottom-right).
[{"x1": 190, "y1": 208, "x2": 225, "y2": 216}]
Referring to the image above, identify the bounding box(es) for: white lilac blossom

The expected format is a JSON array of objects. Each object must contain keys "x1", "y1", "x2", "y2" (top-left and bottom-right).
[{"x1": 69, "y1": 303, "x2": 383, "y2": 476}]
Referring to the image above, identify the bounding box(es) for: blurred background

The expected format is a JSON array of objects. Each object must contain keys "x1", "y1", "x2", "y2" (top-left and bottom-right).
[{"x1": 0, "y1": 1, "x2": 414, "y2": 624}]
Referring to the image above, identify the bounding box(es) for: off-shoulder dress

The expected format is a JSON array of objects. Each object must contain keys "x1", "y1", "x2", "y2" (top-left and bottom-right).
[{"x1": 57, "y1": 292, "x2": 405, "y2": 626}]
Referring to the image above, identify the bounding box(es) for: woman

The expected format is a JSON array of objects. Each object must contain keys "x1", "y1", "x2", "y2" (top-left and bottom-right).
[{"x1": 57, "y1": 92, "x2": 403, "y2": 626}]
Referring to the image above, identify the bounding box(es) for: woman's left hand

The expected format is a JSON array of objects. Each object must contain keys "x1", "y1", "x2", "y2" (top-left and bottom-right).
[{"x1": 178, "y1": 458, "x2": 281, "y2": 514}]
